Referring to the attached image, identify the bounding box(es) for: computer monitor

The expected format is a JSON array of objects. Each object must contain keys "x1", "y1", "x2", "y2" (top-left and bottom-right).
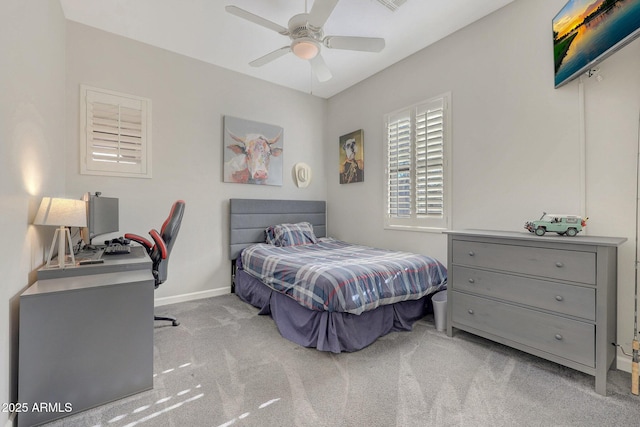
[{"x1": 81, "y1": 192, "x2": 119, "y2": 245}]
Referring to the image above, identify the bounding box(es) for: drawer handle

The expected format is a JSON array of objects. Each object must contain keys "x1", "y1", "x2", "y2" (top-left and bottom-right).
[
  {"x1": 468, "y1": 251, "x2": 475, "y2": 257},
  {"x1": 555, "y1": 334, "x2": 563, "y2": 341},
  {"x1": 468, "y1": 278, "x2": 475, "y2": 284},
  {"x1": 555, "y1": 295, "x2": 564, "y2": 302},
  {"x1": 555, "y1": 262, "x2": 564, "y2": 268},
  {"x1": 468, "y1": 309, "x2": 474, "y2": 315}
]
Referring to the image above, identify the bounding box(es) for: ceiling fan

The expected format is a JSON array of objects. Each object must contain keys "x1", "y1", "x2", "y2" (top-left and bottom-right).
[{"x1": 225, "y1": 0, "x2": 385, "y2": 82}]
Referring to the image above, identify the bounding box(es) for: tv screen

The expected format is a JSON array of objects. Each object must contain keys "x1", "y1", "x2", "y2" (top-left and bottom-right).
[{"x1": 553, "y1": 0, "x2": 640, "y2": 88}]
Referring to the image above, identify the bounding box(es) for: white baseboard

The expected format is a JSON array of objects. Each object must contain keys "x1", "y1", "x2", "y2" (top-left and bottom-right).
[
  {"x1": 154, "y1": 287, "x2": 230, "y2": 307},
  {"x1": 616, "y1": 355, "x2": 632, "y2": 373}
]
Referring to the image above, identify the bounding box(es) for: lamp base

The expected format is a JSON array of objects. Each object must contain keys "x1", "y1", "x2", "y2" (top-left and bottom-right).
[{"x1": 45, "y1": 226, "x2": 76, "y2": 269}]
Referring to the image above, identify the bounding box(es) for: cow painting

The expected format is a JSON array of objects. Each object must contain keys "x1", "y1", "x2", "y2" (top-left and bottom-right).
[{"x1": 223, "y1": 117, "x2": 284, "y2": 186}]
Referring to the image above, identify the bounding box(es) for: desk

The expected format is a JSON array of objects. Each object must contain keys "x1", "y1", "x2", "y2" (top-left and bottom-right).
[
  {"x1": 36, "y1": 246, "x2": 150, "y2": 280},
  {"x1": 18, "y1": 249, "x2": 155, "y2": 426}
]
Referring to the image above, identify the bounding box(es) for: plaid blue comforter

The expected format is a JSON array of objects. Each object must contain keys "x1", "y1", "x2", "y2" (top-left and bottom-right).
[{"x1": 240, "y1": 239, "x2": 447, "y2": 315}]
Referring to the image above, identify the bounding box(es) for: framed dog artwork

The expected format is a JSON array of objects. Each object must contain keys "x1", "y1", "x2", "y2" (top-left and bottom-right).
[{"x1": 339, "y1": 129, "x2": 364, "y2": 184}]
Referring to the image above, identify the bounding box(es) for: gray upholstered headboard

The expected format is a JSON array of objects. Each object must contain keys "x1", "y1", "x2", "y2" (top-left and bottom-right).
[{"x1": 229, "y1": 198, "x2": 327, "y2": 260}]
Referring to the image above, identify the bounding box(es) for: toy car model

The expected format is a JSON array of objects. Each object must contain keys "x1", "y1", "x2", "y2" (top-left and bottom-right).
[{"x1": 524, "y1": 212, "x2": 587, "y2": 237}]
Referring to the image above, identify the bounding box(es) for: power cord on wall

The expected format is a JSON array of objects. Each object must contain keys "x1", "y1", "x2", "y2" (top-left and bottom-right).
[{"x1": 615, "y1": 111, "x2": 640, "y2": 396}]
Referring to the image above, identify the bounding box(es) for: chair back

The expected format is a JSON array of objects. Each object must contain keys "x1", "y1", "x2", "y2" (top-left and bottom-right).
[{"x1": 152, "y1": 200, "x2": 185, "y2": 286}]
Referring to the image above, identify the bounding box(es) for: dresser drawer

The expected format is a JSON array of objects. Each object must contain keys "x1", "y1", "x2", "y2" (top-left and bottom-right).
[
  {"x1": 451, "y1": 266, "x2": 595, "y2": 320},
  {"x1": 452, "y1": 291, "x2": 594, "y2": 367},
  {"x1": 451, "y1": 240, "x2": 596, "y2": 284}
]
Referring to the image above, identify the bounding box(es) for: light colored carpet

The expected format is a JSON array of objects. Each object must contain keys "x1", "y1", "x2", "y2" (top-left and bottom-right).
[{"x1": 44, "y1": 294, "x2": 640, "y2": 427}]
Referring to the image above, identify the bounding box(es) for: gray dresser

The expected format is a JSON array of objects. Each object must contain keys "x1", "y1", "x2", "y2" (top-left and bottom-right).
[{"x1": 445, "y1": 230, "x2": 626, "y2": 396}]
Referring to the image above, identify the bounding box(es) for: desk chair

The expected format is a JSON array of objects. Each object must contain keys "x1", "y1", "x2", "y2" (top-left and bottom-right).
[{"x1": 125, "y1": 200, "x2": 185, "y2": 326}]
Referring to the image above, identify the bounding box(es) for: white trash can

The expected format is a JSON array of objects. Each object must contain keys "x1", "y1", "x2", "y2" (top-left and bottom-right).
[{"x1": 432, "y1": 290, "x2": 447, "y2": 332}]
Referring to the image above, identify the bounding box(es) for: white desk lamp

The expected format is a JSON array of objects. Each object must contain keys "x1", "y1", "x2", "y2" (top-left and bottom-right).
[{"x1": 34, "y1": 197, "x2": 87, "y2": 269}]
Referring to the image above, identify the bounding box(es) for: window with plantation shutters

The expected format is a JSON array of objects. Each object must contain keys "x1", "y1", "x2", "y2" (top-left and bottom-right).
[
  {"x1": 385, "y1": 93, "x2": 450, "y2": 231},
  {"x1": 80, "y1": 85, "x2": 152, "y2": 178},
  {"x1": 387, "y1": 111, "x2": 412, "y2": 218}
]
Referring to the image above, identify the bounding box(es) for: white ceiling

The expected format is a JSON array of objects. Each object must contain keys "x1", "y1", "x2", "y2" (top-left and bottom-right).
[{"x1": 59, "y1": 0, "x2": 514, "y2": 99}]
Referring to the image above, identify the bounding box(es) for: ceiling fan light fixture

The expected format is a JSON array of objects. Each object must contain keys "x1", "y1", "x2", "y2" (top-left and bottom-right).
[{"x1": 292, "y1": 38, "x2": 320, "y2": 60}]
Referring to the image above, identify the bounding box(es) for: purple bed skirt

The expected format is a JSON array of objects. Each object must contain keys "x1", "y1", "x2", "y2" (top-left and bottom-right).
[{"x1": 234, "y1": 268, "x2": 433, "y2": 353}]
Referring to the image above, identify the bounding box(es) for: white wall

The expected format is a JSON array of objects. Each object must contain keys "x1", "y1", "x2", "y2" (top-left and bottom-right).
[
  {"x1": 0, "y1": 0, "x2": 67, "y2": 422},
  {"x1": 326, "y1": 0, "x2": 640, "y2": 370},
  {"x1": 64, "y1": 22, "x2": 328, "y2": 303}
]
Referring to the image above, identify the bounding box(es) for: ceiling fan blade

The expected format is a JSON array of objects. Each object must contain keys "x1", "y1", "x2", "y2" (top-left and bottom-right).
[
  {"x1": 250, "y1": 46, "x2": 292, "y2": 67},
  {"x1": 310, "y1": 54, "x2": 332, "y2": 82},
  {"x1": 308, "y1": 0, "x2": 339, "y2": 28},
  {"x1": 324, "y1": 36, "x2": 385, "y2": 52},
  {"x1": 225, "y1": 5, "x2": 289, "y2": 35}
]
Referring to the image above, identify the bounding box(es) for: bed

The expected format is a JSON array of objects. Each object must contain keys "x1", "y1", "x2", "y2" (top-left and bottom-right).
[{"x1": 229, "y1": 198, "x2": 447, "y2": 353}]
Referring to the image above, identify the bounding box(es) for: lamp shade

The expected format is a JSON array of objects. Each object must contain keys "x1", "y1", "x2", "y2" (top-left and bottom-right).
[{"x1": 34, "y1": 197, "x2": 87, "y2": 228}]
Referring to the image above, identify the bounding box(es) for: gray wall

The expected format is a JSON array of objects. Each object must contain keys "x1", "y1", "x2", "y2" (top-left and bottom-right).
[
  {"x1": 64, "y1": 21, "x2": 328, "y2": 303},
  {"x1": 0, "y1": 0, "x2": 67, "y2": 421},
  {"x1": 325, "y1": 0, "x2": 640, "y2": 371}
]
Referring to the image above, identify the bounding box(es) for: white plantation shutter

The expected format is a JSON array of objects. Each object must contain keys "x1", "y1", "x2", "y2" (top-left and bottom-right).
[
  {"x1": 387, "y1": 111, "x2": 411, "y2": 218},
  {"x1": 80, "y1": 85, "x2": 152, "y2": 178},
  {"x1": 385, "y1": 94, "x2": 450, "y2": 231},
  {"x1": 416, "y1": 98, "x2": 444, "y2": 217}
]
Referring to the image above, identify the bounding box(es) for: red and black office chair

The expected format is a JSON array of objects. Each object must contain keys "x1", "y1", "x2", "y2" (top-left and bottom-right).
[{"x1": 125, "y1": 200, "x2": 186, "y2": 326}]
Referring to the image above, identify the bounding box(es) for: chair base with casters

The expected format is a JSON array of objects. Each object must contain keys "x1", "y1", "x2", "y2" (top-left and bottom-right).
[
  {"x1": 155, "y1": 314, "x2": 180, "y2": 326},
  {"x1": 125, "y1": 200, "x2": 186, "y2": 327}
]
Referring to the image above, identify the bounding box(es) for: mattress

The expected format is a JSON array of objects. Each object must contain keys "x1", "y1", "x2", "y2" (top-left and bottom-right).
[{"x1": 240, "y1": 238, "x2": 448, "y2": 315}]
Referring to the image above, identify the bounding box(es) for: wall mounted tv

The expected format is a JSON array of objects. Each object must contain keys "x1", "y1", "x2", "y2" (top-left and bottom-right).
[{"x1": 553, "y1": 0, "x2": 640, "y2": 88}]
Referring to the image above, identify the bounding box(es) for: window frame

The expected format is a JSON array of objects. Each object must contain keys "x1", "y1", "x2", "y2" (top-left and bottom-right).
[
  {"x1": 80, "y1": 85, "x2": 152, "y2": 178},
  {"x1": 384, "y1": 92, "x2": 452, "y2": 232}
]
